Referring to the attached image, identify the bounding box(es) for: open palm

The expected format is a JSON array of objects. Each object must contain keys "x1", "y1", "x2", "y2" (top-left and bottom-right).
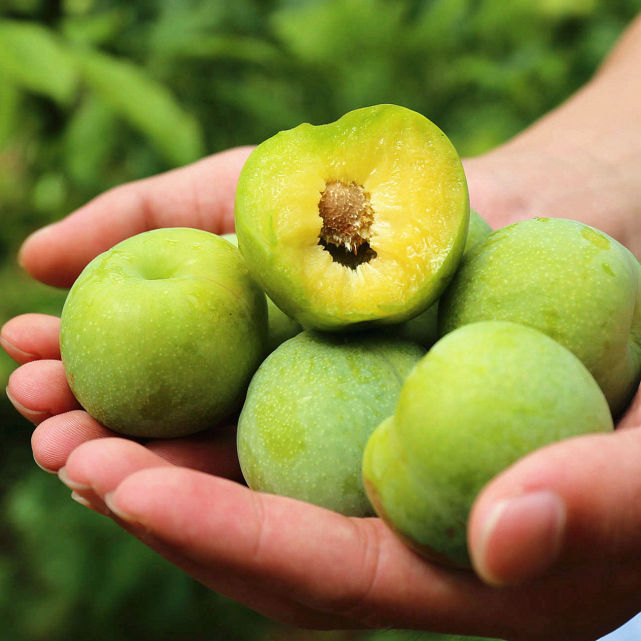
[{"x1": 4, "y1": 146, "x2": 641, "y2": 641}]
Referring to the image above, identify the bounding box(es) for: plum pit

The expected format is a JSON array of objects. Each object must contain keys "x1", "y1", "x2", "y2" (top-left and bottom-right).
[{"x1": 318, "y1": 181, "x2": 377, "y2": 269}]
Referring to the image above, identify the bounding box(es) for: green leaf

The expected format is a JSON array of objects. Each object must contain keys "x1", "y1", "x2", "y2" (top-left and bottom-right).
[
  {"x1": 76, "y1": 49, "x2": 205, "y2": 166},
  {"x1": 63, "y1": 95, "x2": 120, "y2": 187},
  {"x1": 0, "y1": 20, "x2": 78, "y2": 103},
  {"x1": 163, "y1": 34, "x2": 288, "y2": 67}
]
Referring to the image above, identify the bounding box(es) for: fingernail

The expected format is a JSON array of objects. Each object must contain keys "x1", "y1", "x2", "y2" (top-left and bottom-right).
[
  {"x1": 33, "y1": 456, "x2": 58, "y2": 475},
  {"x1": 0, "y1": 336, "x2": 38, "y2": 361},
  {"x1": 18, "y1": 224, "x2": 55, "y2": 268},
  {"x1": 71, "y1": 491, "x2": 112, "y2": 516},
  {"x1": 70, "y1": 491, "x2": 93, "y2": 509},
  {"x1": 6, "y1": 387, "x2": 50, "y2": 424},
  {"x1": 58, "y1": 466, "x2": 92, "y2": 492},
  {"x1": 474, "y1": 490, "x2": 566, "y2": 586},
  {"x1": 104, "y1": 492, "x2": 137, "y2": 524}
]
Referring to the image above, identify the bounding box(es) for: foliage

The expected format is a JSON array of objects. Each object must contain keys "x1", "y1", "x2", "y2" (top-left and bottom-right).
[{"x1": 0, "y1": 0, "x2": 639, "y2": 639}]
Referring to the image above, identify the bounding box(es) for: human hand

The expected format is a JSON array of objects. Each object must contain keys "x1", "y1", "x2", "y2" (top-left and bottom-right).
[
  {"x1": 463, "y1": 143, "x2": 641, "y2": 259},
  {"x1": 4, "y1": 143, "x2": 641, "y2": 640}
]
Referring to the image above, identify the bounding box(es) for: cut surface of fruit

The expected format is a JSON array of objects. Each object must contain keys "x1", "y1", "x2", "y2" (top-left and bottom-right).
[{"x1": 235, "y1": 104, "x2": 469, "y2": 330}]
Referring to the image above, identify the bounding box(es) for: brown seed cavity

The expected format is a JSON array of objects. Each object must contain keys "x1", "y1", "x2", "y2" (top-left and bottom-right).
[{"x1": 318, "y1": 180, "x2": 377, "y2": 269}]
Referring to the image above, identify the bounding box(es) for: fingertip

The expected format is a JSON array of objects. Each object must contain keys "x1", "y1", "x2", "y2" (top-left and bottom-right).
[
  {"x1": 1, "y1": 314, "x2": 61, "y2": 363},
  {"x1": 18, "y1": 223, "x2": 81, "y2": 288},
  {"x1": 31, "y1": 410, "x2": 113, "y2": 472},
  {"x1": 8, "y1": 359, "x2": 79, "y2": 419},
  {"x1": 0, "y1": 335, "x2": 39, "y2": 363},
  {"x1": 18, "y1": 224, "x2": 57, "y2": 271},
  {"x1": 33, "y1": 454, "x2": 58, "y2": 475},
  {"x1": 64, "y1": 436, "x2": 171, "y2": 497},
  {"x1": 58, "y1": 465, "x2": 92, "y2": 492},
  {"x1": 18, "y1": 221, "x2": 83, "y2": 288},
  {"x1": 469, "y1": 490, "x2": 566, "y2": 586},
  {"x1": 6, "y1": 385, "x2": 51, "y2": 425},
  {"x1": 467, "y1": 429, "x2": 641, "y2": 588},
  {"x1": 104, "y1": 490, "x2": 138, "y2": 524}
]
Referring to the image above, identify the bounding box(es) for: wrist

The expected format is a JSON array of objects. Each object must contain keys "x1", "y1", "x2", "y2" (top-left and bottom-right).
[{"x1": 464, "y1": 82, "x2": 641, "y2": 258}]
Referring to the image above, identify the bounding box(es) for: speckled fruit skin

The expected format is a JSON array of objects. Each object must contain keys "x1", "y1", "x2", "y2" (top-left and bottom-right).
[
  {"x1": 237, "y1": 331, "x2": 425, "y2": 516},
  {"x1": 222, "y1": 232, "x2": 301, "y2": 353},
  {"x1": 60, "y1": 228, "x2": 268, "y2": 438},
  {"x1": 439, "y1": 217, "x2": 641, "y2": 417},
  {"x1": 363, "y1": 321, "x2": 614, "y2": 567},
  {"x1": 394, "y1": 209, "x2": 491, "y2": 348},
  {"x1": 234, "y1": 104, "x2": 469, "y2": 331}
]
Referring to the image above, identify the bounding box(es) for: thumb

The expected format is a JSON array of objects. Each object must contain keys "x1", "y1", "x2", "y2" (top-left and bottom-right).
[
  {"x1": 468, "y1": 424, "x2": 641, "y2": 586},
  {"x1": 18, "y1": 147, "x2": 253, "y2": 288}
]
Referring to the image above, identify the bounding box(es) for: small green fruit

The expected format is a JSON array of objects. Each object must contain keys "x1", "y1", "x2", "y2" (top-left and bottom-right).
[
  {"x1": 60, "y1": 228, "x2": 268, "y2": 438},
  {"x1": 439, "y1": 217, "x2": 641, "y2": 416},
  {"x1": 235, "y1": 104, "x2": 469, "y2": 330},
  {"x1": 237, "y1": 331, "x2": 425, "y2": 516},
  {"x1": 363, "y1": 321, "x2": 613, "y2": 567},
  {"x1": 222, "y1": 232, "x2": 301, "y2": 352}
]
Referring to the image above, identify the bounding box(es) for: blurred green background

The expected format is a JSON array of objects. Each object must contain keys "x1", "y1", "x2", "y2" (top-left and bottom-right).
[{"x1": 0, "y1": 1, "x2": 638, "y2": 639}]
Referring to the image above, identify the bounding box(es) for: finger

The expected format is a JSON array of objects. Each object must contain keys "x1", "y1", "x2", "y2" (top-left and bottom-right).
[
  {"x1": 31, "y1": 408, "x2": 241, "y2": 479},
  {"x1": 102, "y1": 466, "x2": 511, "y2": 632},
  {"x1": 60, "y1": 436, "x2": 174, "y2": 515},
  {"x1": 7, "y1": 360, "x2": 80, "y2": 425},
  {"x1": 61, "y1": 434, "x2": 241, "y2": 501},
  {"x1": 468, "y1": 427, "x2": 641, "y2": 587},
  {"x1": 60, "y1": 439, "x2": 355, "y2": 628},
  {"x1": 31, "y1": 410, "x2": 113, "y2": 472},
  {"x1": 57, "y1": 440, "x2": 641, "y2": 638},
  {"x1": 19, "y1": 147, "x2": 254, "y2": 288},
  {"x1": 1, "y1": 314, "x2": 61, "y2": 363}
]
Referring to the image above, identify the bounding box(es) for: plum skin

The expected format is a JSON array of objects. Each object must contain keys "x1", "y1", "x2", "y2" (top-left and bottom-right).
[
  {"x1": 363, "y1": 321, "x2": 614, "y2": 567},
  {"x1": 237, "y1": 330, "x2": 425, "y2": 516},
  {"x1": 439, "y1": 217, "x2": 641, "y2": 416},
  {"x1": 60, "y1": 228, "x2": 268, "y2": 438}
]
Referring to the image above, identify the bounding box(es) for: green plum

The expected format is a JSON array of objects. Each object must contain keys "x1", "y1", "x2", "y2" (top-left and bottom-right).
[
  {"x1": 393, "y1": 209, "x2": 492, "y2": 347},
  {"x1": 439, "y1": 217, "x2": 641, "y2": 416},
  {"x1": 363, "y1": 321, "x2": 613, "y2": 567},
  {"x1": 235, "y1": 104, "x2": 469, "y2": 330},
  {"x1": 222, "y1": 232, "x2": 301, "y2": 352},
  {"x1": 237, "y1": 331, "x2": 425, "y2": 516},
  {"x1": 60, "y1": 228, "x2": 268, "y2": 438}
]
